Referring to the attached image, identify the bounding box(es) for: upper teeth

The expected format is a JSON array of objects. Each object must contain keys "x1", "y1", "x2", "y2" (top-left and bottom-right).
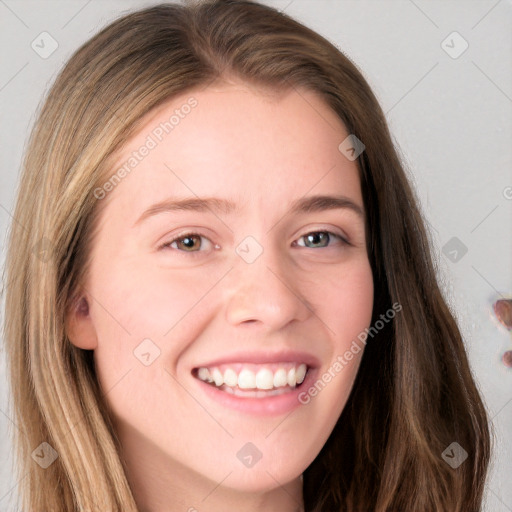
[{"x1": 196, "y1": 363, "x2": 308, "y2": 390}]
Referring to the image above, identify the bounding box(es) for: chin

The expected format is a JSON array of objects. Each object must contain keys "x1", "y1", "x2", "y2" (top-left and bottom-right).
[{"x1": 215, "y1": 459, "x2": 305, "y2": 493}]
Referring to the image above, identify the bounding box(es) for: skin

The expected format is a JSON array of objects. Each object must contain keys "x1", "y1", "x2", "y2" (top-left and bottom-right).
[{"x1": 66, "y1": 79, "x2": 374, "y2": 512}]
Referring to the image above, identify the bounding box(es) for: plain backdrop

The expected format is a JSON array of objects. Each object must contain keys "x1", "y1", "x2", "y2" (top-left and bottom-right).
[{"x1": 0, "y1": 1, "x2": 511, "y2": 510}]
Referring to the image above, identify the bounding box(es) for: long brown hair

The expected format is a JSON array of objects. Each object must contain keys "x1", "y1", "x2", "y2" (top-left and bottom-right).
[{"x1": 2, "y1": 1, "x2": 491, "y2": 510}]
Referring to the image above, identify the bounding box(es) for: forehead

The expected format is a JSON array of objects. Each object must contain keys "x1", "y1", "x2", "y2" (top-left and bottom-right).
[{"x1": 99, "y1": 82, "x2": 362, "y2": 221}]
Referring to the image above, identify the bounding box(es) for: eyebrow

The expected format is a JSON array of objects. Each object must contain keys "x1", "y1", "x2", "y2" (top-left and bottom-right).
[{"x1": 133, "y1": 194, "x2": 364, "y2": 227}]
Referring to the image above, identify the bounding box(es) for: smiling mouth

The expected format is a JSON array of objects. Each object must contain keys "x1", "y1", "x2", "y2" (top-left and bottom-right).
[{"x1": 192, "y1": 362, "x2": 309, "y2": 397}]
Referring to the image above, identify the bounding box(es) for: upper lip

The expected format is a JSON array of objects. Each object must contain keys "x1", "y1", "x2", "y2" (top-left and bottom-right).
[{"x1": 193, "y1": 350, "x2": 321, "y2": 369}]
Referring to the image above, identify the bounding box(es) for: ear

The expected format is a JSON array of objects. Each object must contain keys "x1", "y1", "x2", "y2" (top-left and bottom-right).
[{"x1": 65, "y1": 294, "x2": 98, "y2": 350}]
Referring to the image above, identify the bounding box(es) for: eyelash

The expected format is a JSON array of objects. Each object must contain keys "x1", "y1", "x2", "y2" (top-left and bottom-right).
[{"x1": 158, "y1": 230, "x2": 349, "y2": 256}]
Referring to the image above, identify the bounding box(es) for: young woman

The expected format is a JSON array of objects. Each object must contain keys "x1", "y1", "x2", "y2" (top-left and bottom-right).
[{"x1": 2, "y1": 1, "x2": 491, "y2": 511}]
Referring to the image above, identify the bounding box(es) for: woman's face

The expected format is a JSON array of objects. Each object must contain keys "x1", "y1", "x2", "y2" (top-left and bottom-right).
[{"x1": 67, "y1": 81, "x2": 373, "y2": 505}]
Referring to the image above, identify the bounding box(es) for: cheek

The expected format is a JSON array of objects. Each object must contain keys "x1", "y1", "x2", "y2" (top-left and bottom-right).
[
  {"x1": 90, "y1": 260, "x2": 220, "y2": 341},
  {"x1": 307, "y1": 259, "x2": 373, "y2": 410},
  {"x1": 89, "y1": 262, "x2": 231, "y2": 392},
  {"x1": 319, "y1": 258, "x2": 374, "y2": 344},
  {"x1": 293, "y1": 268, "x2": 373, "y2": 457}
]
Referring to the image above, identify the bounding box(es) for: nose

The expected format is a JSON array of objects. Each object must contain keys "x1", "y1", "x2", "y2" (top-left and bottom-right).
[{"x1": 224, "y1": 239, "x2": 312, "y2": 330}]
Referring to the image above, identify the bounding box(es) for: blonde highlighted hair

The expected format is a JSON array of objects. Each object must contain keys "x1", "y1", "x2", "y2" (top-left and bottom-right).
[{"x1": 3, "y1": 1, "x2": 490, "y2": 510}]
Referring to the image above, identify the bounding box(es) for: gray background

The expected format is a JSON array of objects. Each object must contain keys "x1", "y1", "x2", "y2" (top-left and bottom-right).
[{"x1": 1, "y1": 0, "x2": 511, "y2": 510}]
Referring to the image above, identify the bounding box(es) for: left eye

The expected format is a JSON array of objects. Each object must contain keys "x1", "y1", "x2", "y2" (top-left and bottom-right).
[
  {"x1": 294, "y1": 231, "x2": 348, "y2": 249},
  {"x1": 159, "y1": 230, "x2": 347, "y2": 255}
]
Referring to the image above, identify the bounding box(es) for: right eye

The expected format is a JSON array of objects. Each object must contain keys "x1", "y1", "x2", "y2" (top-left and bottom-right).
[{"x1": 159, "y1": 231, "x2": 214, "y2": 256}]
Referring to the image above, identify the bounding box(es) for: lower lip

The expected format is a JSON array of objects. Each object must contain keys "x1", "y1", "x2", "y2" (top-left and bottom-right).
[{"x1": 194, "y1": 368, "x2": 317, "y2": 416}]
